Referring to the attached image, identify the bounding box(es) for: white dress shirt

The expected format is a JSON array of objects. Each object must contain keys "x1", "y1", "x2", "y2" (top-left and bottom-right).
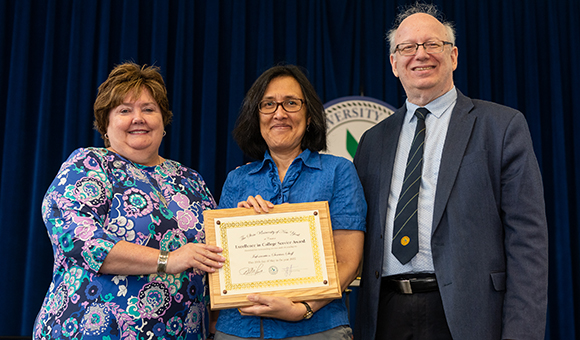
[{"x1": 383, "y1": 87, "x2": 457, "y2": 276}]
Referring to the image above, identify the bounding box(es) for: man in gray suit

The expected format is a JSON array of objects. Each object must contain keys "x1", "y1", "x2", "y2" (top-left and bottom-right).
[{"x1": 353, "y1": 3, "x2": 548, "y2": 340}]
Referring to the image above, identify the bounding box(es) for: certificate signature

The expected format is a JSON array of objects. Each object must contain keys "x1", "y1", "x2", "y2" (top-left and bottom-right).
[
  {"x1": 238, "y1": 263, "x2": 294, "y2": 277},
  {"x1": 239, "y1": 263, "x2": 264, "y2": 276}
]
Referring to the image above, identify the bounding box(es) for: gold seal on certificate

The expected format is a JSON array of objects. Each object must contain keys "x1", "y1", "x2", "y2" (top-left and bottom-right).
[{"x1": 203, "y1": 201, "x2": 342, "y2": 310}]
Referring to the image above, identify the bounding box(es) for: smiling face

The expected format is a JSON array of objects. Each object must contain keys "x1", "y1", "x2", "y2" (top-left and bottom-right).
[
  {"x1": 259, "y1": 76, "x2": 310, "y2": 159},
  {"x1": 106, "y1": 87, "x2": 165, "y2": 165},
  {"x1": 390, "y1": 13, "x2": 458, "y2": 106}
]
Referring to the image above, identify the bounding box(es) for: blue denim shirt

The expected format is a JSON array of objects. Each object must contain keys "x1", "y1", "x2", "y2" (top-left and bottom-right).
[{"x1": 215, "y1": 149, "x2": 367, "y2": 339}]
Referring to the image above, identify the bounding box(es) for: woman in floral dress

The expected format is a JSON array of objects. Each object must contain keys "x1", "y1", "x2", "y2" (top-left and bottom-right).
[{"x1": 33, "y1": 63, "x2": 225, "y2": 339}]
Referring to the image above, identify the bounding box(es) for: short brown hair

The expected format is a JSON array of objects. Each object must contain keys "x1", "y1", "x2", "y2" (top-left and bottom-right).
[
  {"x1": 93, "y1": 62, "x2": 173, "y2": 147},
  {"x1": 233, "y1": 64, "x2": 327, "y2": 160}
]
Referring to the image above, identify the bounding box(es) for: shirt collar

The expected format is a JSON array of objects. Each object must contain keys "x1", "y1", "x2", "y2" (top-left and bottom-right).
[
  {"x1": 405, "y1": 86, "x2": 457, "y2": 121},
  {"x1": 249, "y1": 149, "x2": 321, "y2": 175}
]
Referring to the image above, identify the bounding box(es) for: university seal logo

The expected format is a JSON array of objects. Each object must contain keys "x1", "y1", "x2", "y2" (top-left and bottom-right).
[{"x1": 324, "y1": 96, "x2": 396, "y2": 161}]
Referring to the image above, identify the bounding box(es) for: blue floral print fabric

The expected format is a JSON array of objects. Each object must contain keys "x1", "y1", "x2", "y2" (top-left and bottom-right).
[{"x1": 33, "y1": 147, "x2": 216, "y2": 340}]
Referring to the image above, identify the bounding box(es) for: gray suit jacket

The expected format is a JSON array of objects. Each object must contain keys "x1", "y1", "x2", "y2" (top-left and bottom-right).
[{"x1": 353, "y1": 90, "x2": 548, "y2": 340}]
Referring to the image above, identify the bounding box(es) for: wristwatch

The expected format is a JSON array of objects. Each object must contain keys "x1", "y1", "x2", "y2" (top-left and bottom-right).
[{"x1": 300, "y1": 301, "x2": 314, "y2": 319}]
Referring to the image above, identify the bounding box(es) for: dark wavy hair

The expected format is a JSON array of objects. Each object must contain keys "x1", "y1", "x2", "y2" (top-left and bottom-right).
[
  {"x1": 233, "y1": 65, "x2": 327, "y2": 160},
  {"x1": 93, "y1": 62, "x2": 172, "y2": 147}
]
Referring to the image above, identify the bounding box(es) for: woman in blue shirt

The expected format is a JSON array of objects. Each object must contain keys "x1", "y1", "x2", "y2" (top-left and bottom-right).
[{"x1": 213, "y1": 65, "x2": 367, "y2": 339}]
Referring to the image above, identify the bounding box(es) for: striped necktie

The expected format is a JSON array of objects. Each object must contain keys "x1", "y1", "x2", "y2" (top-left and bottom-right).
[{"x1": 392, "y1": 107, "x2": 429, "y2": 265}]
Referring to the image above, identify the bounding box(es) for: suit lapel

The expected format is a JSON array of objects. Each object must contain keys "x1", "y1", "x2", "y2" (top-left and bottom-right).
[
  {"x1": 378, "y1": 107, "x2": 406, "y2": 231},
  {"x1": 432, "y1": 91, "x2": 476, "y2": 233}
]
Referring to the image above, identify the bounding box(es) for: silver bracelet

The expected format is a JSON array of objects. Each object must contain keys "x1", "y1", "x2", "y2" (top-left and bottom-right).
[{"x1": 157, "y1": 250, "x2": 169, "y2": 275}]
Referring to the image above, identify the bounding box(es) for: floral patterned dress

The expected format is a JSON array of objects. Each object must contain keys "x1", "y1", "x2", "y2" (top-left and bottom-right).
[{"x1": 33, "y1": 147, "x2": 216, "y2": 340}]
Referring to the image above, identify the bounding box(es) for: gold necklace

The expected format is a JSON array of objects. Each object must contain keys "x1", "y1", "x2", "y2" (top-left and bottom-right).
[
  {"x1": 130, "y1": 157, "x2": 169, "y2": 207},
  {"x1": 152, "y1": 186, "x2": 168, "y2": 207}
]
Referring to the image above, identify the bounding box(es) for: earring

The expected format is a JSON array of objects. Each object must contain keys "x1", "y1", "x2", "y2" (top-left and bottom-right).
[
  {"x1": 163, "y1": 131, "x2": 167, "y2": 136},
  {"x1": 306, "y1": 124, "x2": 310, "y2": 132},
  {"x1": 104, "y1": 134, "x2": 109, "y2": 139}
]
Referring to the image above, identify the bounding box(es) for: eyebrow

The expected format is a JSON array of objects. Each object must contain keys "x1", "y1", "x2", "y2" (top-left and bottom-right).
[
  {"x1": 261, "y1": 95, "x2": 302, "y2": 100},
  {"x1": 119, "y1": 102, "x2": 158, "y2": 106}
]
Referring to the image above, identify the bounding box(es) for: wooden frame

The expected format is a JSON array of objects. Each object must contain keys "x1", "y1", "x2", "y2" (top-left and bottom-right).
[{"x1": 203, "y1": 201, "x2": 341, "y2": 310}]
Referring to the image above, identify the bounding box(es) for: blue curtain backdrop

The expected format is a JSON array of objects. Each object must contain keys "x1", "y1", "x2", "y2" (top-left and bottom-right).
[{"x1": 0, "y1": 0, "x2": 577, "y2": 338}]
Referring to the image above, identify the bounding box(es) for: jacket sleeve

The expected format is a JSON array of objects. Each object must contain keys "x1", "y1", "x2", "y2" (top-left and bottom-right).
[{"x1": 499, "y1": 112, "x2": 548, "y2": 339}]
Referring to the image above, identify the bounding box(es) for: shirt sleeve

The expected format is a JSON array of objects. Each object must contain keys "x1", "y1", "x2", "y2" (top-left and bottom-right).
[
  {"x1": 218, "y1": 170, "x2": 240, "y2": 209},
  {"x1": 41, "y1": 148, "x2": 118, "y2": 274},
  {"x1": 328, "y1": 159, "x2": 367, "y2": 232}
]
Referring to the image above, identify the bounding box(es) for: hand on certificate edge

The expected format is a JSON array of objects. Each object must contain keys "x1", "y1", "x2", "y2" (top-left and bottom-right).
[
  {"x1": 99, "y1": 240, "x2": 225, "y2": 276},
  {"x1": 237, "y1": 294, "x2": 315, "y2": 322},
  {"x1": 237, "y1": 195, "x2": 275, "y2": 213},
  {"x1": 167, "y1": 242, "x2": 225, "y2": 274}
]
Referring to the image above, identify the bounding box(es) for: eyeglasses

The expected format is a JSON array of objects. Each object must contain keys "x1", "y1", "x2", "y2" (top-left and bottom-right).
[
  {"x1": 258, "y1": 98, "x2": 305, "y2": 114},
  {"x1": 395, "y1": 40, "x2": 453, "y2": 56}
]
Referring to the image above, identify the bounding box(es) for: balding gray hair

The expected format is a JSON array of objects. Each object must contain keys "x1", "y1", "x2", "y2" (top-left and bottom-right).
[{"x1": 387, "y1": 2, "x2": 456, "y2": 54}]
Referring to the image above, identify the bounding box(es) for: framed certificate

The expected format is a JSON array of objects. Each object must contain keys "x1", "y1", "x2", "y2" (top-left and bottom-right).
[{"x1": 203, "y1": 201, "x2": 342, "y2": 310}]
